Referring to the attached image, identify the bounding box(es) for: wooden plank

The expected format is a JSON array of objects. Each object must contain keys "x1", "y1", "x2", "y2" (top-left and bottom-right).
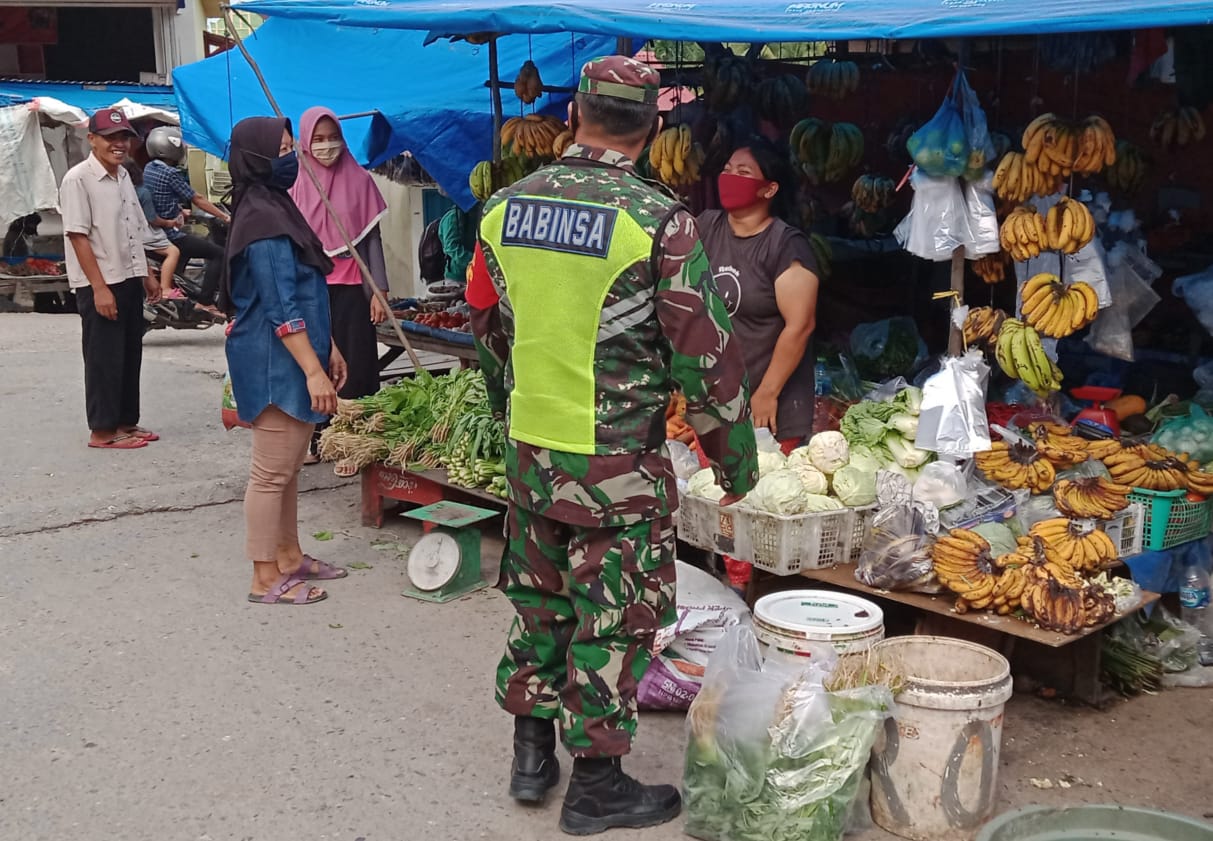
[
  {"x1": 0, "y1": 275, "x2": 71, "y2": 296},
  {"x1": 376, "y1": 326, "x2": 480, "y2": 362},
  {"x1": 789, "y1": 563, "x2": 1159, "y2": 648},
  {"x1": 361, "y1": 462, "x2": 505, "y2": 528}
]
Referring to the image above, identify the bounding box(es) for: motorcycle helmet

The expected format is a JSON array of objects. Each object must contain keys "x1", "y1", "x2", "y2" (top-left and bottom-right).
[{"x1": 146, "y1": 126, "x2": 186, "y2": 165}]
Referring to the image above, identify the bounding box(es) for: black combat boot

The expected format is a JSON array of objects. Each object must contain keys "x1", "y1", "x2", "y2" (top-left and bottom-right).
[
  {"x1": 558, "y1": 757, "x2": 681, "y2": 835},
  {"x1": 509, "y1": 716, "x2": 561, "y2": 803}
]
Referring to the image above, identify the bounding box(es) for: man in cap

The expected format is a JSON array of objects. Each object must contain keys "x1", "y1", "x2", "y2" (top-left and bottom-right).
[
  {"x1": 467, "y1": 55, "x2": 758, "y2": 834},
  {"x1": 59, "y1": 108, "x2": 161, "y2": 449}
]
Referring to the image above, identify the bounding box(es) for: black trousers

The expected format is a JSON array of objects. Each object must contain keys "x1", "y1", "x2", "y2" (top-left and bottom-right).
[
  {"x1": 174, "y1": 234, "x2": 224, "y2": 304},
  {"x1": 77, "y1": 278, "x2": 145, "y2": 432},
  {"x1": 329, "y1": 284, "x2": 381, "y2": 400}
]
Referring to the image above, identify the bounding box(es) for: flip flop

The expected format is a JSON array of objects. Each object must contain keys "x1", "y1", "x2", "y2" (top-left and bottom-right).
[
  {"x1": 88, "y1": 434, "x2": 148, "y2": 450},
  {"x1": 297, "y1": 555, "x2": 347, "y2": 580},
  {"x1": 124, "y1": 427, "x2": 160, "y2": 442},
  {"x1": 248, "y1": 573, "x2": 327, "y2": 605}
]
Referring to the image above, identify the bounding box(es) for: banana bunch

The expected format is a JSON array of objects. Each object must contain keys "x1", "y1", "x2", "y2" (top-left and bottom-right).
[
  {"x1": 1044, "y1": 197, "x2": 1096, "y2": 255},
  {"x1": 1072, "y1": 116, "x2": 1117, "y2": 176},
  {"x1": 704, "y1": 53, "x2": 752, "y2": 112},
  {"x1": 552, "y1": 129, "x2": 574, "y2": 159},
  {"x1": 931, "y1": 530, "x2": 999, "y2": 611},
  {"x1": 975, "y1": 440, "x2": 1056, "y2": 493},
  {"x1": 805, "y1": 58, "x2": 860, "y2": 100},
  {"x1": 1086, "y1": 437, "x2": 1125, "y2": 460},
  {"x1": 1104, "y1": 140, "x2": 1147, "y2": 194},
  {"x1": 502, "y1": 115, "x2": 567, "y2": 160},
  {"x1": 1023, "y1": 113, "x2": 1081, "y2": 178},
  {"x1": 1186, "y1": 469, "x2": 1213, "y2": 496},
  {"x1": 983, "y1": 563, "x2": 1030, "y2": 616},
  {"x1": 1019, "y1": 564, "x2": 1089, "y2": 634},
  {"x1": 1027, "y1": 422, "x2": 1090, "y2": 468},
  {"x1": 468, "y1": 157, "x2": 529, "y2": 203},
  {"x1": 756, "y1": 74, "x2": 809, "y2": 128},
  {"x1": 962, "y1": 306, "x2": 1007, "y2": 348},
  {"x1": 513, "y1": 60, "x2": 543, "y2": 104},
  {"x1": 824, "y1": 123, "x2": 864, "y2": 183},
  {"x1": 809, "y1": 233, "x2": 833, "y2": 280},
  {"x1": 1053, "y1": 477, "x2": 1132, "y2": 519},
  {"x1": 851, "y1": 174, "x2": 895, "y2": 214},
  {"x1": 973, "y1": 250, "x2": 1011, "y2": 285},
  {"x1": 790, "y1": 118, "x2": 830, "y2": 184},
  {"x1": 1102, "y1": 446, "x2": 1190, "y2": 491},
  {"x1": 995, "y1": 318, "x2": 1063, "y2": 398},
  {"x1": 1030, "y1": 519, "x2": 1119, "y2": 575},
  {"x1": 1021, "y1": 273, "x2": 1099, "y2": 339},
  {"x1": 993, "y1": 152, "x2": 1054, "y2": 203},
  {"x1": 1150, "y1": 106, "x2": 1207, "y2": 150},
  {"x1": 648, "y1": 125, "x2": 704, "y2": 190},
  {"x1": 999, "y1": 206, "x2": 1048, "y2": 262}
]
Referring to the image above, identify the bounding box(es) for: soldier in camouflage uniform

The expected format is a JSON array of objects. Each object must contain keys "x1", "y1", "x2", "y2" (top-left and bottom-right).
[{"x1": 466, "y1": 55, "x2": 758, "y2": 836}]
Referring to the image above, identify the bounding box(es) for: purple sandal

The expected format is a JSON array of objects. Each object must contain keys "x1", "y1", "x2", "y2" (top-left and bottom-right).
[
  {"x1": 248, "y1": 573, "x2": 328, "y2": 605},
  {"x1": 297, "y1": 554, "x2": 348, "y2": 580}
]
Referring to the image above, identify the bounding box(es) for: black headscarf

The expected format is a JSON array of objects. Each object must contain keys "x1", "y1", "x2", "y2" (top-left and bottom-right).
[{"x1": 219, "y1": 116, "x2": 333, "y2": 314}]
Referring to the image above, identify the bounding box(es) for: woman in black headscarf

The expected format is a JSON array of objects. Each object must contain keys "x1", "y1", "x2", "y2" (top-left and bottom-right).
[{"x1": 223, "y1": 116, "x2": 349, "y2": 606}]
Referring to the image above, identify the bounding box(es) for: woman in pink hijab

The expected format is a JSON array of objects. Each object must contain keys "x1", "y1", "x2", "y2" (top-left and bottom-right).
[{"x1": 290, "y1": 106, "x2": 390, "y2": 419}]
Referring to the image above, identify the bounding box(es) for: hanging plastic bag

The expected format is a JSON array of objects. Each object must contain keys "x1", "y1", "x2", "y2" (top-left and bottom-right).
[
  {"x1": 961, "y1": 172, "x2": 1000, "y2": 258},
  {"x1": 850, "y1": 317, "x2": 929, "y2": 381},
  {"x1": 906, "y1": 78, "x2": 970, "y2": 178},
  {"x1": 894, "y1": 169, "x2": 968, "y2": 261},
  {"x1": 916, "y1": 350, "x2": 992, "y2": 457},
  {"x1": 955, "y1": 70, "x2": 997, "y2": 180},
  {"x1": 683, "y1": 626, "x2": 893, "y2": 841},
  {"x1": 1173, "y1": 262, "x2": 1213, "y2": 337},
  {"x1": 855, "y1": 505, "x2": 935, "y2": 590},
  {"x1": 221, "y1": 373, "x2": 251, "y2": 431},
  {"x1": 1153, "y1": 404, "x2": 1213, "y2": 464},
  {"x1": 1085, "y1": 246, "x2": 1160, "y2": 362}
]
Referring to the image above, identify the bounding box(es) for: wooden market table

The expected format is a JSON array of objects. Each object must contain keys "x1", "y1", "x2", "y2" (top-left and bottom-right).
[
  {"x1": 361, "y1": 461, "x2": 505, "y2": 528},
  {"x1": 749, "y1": 564, "x2": 1160, "y2": 705},
  {"x1": 0, "y1": 273, "x2": 70, "y2": 298},
  {"x1": 375, "y1": 323, "x2": 479, "y2": 377}
]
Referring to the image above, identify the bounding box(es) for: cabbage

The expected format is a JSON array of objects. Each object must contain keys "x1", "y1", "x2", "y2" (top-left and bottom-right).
[
  {"x1": 889, "y1": 412, "x2": 919, "y2": 438},
  {"x1": 845, "y1": 445, "x2": 885, "y2": 474},
  {"x1": 893, "y1": 386, "x2": 923, "y2": 416},
  {"x1": 887, "y1": 434, "x2": 931, "y2": 469},
  {"x1": 792, "y1": 463, "x2": 829, "y2": 495},
  {"x1": 971, "y1": 522, "x2": 1017, "y2": 557},
  {"x1": 687, "y1": 468, "x2": 724, "y2": 501},
  {"x1": 757, "y1": 450, "x2": 788, "y2": 476},
  {"x1": 746, "y1": 469, "x2": 809, "y2": 515},
  {"x1": 831, "y1": 465, "x2": 877, "y2": 507},
  {"x1": 804, "y1": 493, "x2": 844, "y2": 512},
  {"x1": 807, "y1": 431, "x2": 850, "y2": 475}
]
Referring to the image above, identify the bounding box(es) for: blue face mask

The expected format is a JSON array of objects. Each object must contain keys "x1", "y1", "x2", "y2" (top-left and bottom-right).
[{"x1": 269, "y1": 150, "x2": 299, "y2": 189}]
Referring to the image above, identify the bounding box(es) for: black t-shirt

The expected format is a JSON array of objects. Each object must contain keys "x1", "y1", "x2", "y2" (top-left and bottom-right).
[{"x1": 698, "y1": 210, "x2": 818, "y2": 440}]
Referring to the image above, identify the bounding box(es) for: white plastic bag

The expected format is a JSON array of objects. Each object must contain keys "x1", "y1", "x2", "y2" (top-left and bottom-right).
[
  {"x1": 894, "y1": 170, "x2": 968, "y2": 261},
  {"x1": 1086, "y1": 243, "x2": 1161, "y2": 362},
  {"x1": 961, "y1": 173, "x2": 1000, "y2": 258},
  {"x1": 915, "y1": 350, "x2": 992, "y2": 457},
  {"x1": 1173, "y1": 262, "x2": 1213, "y2": 337}
]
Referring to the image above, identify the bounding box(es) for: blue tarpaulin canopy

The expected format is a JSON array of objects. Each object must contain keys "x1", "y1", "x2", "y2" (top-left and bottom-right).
[
  {"x1": 231, "y1": 0, "x2": 1213, "y2": 41},
  {"x1": 172, "y1": 18, "x2": 614, "y2": 208},
  {"x1": 0, "y1": 80, "x2": 177, "y2": 113}
]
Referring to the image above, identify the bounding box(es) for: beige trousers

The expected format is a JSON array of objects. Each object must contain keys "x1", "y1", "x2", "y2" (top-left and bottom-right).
[{"x1": 245, "y1": 405, "x2": 314, "y2": 562}]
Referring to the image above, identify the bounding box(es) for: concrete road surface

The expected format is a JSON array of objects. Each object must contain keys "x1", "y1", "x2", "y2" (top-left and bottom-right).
[{"x1": 1, "y1": 313, "x2": 1208, "y2": 841}]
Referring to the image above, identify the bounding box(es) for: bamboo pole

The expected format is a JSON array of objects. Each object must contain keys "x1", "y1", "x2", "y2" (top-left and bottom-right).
[
  {"x1": 488, "y1": 38, "x2": 504, "y2": 163},
  {"x1": 221, "y1": 6, "x2": 424, "y2": 372}
]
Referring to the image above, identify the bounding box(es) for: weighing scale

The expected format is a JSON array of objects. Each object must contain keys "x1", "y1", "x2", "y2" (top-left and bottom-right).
[
  {"x1": 401, "y1": 501, "x2": 499, "y2": 603},
  {"x1": 1071, "y1": 386, "x2": 1122, "y2": 439}
]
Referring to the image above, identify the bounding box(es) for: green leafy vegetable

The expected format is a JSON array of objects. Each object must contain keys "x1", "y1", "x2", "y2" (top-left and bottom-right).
[{"x1": 312, "y1": 530, "x2": 334, "y2": 541}]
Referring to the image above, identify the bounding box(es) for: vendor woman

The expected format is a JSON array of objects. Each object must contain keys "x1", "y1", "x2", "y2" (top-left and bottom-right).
[{"x1": 697, "y1": 136, "x2": 820, "y2": 452}]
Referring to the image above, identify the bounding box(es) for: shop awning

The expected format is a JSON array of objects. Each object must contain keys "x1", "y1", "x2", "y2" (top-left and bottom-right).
[
  {"x1": 230, "y1": 0, "x2": 1213, "y2": 41},
  {"x1": 172, "y1": 18, "x2": 614, "y2": 209},
  {"x1": 0, "y1": 80, "x2": 177, "y2": 114}
]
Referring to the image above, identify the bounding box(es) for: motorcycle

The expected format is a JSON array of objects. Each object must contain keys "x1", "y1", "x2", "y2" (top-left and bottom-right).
[{"x1": 142, "y1": 209, "x2": 229, "y2": 333}]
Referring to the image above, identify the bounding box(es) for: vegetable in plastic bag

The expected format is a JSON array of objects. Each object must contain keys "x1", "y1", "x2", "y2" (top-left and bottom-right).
[
  {"x1": 855, "y1": 505, "x2": 935, "y2": 590},
  {"x1": 956, "y1": 70, "x2": 997, "y2": 180},
  {"x1": 1153, "y1": 404, "x2": 1213, "y2": 464},
  {"x1": 906, "y1": 82, "x2": 969, "y2": 178},
  {"x1": 850, "y1": 317, "x2": 928, "y2": 381},
  {"x1": 807, "y1": 431, "x2": 850, "y2": 475},
  {"x1": 912, "y1": 461, "x2": 966, "y2": 509},
  {"x1": 832, "y1": 465, "x2": 876, "y2": 507}
]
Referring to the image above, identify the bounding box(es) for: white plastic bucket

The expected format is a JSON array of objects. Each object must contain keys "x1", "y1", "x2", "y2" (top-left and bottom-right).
[
  {"x1": 753, "y1": 590, "x2": 885, "y2": 660},
  {"x1": 870, "y1": 636, "x2": 1013, "y2": 841}
]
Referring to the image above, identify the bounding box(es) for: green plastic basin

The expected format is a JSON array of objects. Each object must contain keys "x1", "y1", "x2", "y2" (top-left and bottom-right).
[{"x1": 978, "y1": 806, "x2": 1213, "y2": 841}]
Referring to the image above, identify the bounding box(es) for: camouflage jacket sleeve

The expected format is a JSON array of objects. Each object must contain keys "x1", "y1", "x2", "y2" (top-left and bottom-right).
[
  {"x1": 654, "y1": 209, "x2": 759, "y2": 496},
  {"x1": 466, "y1": 241, "x2": 508, "y2": 418}
]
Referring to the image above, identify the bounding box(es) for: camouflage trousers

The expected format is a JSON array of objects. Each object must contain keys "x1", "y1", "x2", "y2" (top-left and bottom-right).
[{"x1": 495, "y1": 502, "x2": 677, "y2": 758}]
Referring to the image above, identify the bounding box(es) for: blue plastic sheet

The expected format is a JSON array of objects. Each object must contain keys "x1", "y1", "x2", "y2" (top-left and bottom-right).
[
  {"x1": 172, "y1": 18, "x2": 614, "y2": 209},
  {"x1": 0, "y1": 80, "x2": 177, "y2": 113},
  {"x1": 232, "y1": 0, "x2": 1213, "y2": 42},
  {"x1": 1124, "y1": 536, "x2": 1213, "y2": 597}
]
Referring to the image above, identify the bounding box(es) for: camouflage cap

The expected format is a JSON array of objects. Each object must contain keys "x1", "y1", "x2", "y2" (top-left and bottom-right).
[{"x1": 578, "y1": 55, "x2": 660, "y2": 105}]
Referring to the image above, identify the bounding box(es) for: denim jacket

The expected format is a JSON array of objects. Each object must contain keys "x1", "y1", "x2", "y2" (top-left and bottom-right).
[{"x1": 225, "y1": 236, "x2": 332, "y2": 425}]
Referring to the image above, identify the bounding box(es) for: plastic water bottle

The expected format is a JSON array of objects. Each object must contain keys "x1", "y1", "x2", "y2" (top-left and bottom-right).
[
  {"x1": 1179, "y1": 562, "x2": 1213, "y2": 666},
  {"x1": 814, "y1": 358, "x2": 832, "y2": 397}
]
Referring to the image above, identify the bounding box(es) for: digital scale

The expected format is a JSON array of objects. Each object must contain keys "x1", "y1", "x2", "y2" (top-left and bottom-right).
[{"x1": 400, "y1": 500, "x2": 499, "y2": 603}]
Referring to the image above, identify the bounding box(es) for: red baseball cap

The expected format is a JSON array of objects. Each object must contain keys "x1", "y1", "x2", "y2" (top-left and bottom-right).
[{"x1": 88, "y1": 108, "x2": 137, "y2": 137}]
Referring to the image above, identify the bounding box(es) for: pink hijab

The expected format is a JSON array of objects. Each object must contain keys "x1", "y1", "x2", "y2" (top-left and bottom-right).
[{"x1": 290, "y1": 106, "x2": 388, "y2": 257}]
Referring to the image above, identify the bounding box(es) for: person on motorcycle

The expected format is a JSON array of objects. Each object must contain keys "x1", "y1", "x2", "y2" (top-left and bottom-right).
[
  {"x1": 123, "y1": 160, "x2": 182, "y2": 300},
  {"x1": 143, "y1": 126, "x2": 230, "y2": 318}
]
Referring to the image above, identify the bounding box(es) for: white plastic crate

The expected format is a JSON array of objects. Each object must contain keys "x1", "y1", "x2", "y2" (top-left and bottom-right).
[
  {"x1": 1099, "y1": 501, "x2": 1144, "y2": 559},
  {"x1": 849, "y1": 505, "x2": 878, "y2": 562},
  {"x1": 675, "y1": 494, "x2": 856, "y2": 575}
]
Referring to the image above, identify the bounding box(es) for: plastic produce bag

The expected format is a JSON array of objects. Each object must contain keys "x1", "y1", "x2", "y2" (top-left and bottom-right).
[
  {"x1": 894, "y1": 170, "x2": 968, "y2": 261},
  {"x1": 855, "y1": 505, "x2": 935, "y2": 591},
  {"x1": 684, "y1": 626, "x2": 893, "y2": 841},
  {"x1": 1173, "y1": 262, "x2": 1213, "y2": 337},
  {"x1": 961, "y1": 173, "x2": 1000, "y2": 258},
  {"x1": 955, "y1": 70, "x2": 996, "y2": 180},
  {"x1": 1153, "y1": 404, "x2": 1213, "y2": 464},
  {"x1": 850, "y1": 317, "x2": 928, "y2": 381},
  {"x1": 906, "y1": 79, "x2": 969, "y2": 178},
  {"x1": 1085, "y1": 243, "x2": 1160, "y2": 362},
  {"x1": 221, "y1": 373, "x2": 251, "y2": 431},
  {"x1": 915, "y1": 350, "x2": 992, "y2": 457},
  {"x1": 912, "y1": 461, "x2": 966, "y2": 509}
]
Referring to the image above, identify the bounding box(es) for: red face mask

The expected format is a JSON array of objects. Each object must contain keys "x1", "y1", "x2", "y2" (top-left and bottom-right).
[{"x1": 717, "y1": 172, "x2": 771, "y2": 211}]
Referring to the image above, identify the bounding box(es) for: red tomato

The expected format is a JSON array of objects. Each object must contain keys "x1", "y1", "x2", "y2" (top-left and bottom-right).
[{"x1": 1187, "y1": 492, "x2": 1206, "y2": 503}]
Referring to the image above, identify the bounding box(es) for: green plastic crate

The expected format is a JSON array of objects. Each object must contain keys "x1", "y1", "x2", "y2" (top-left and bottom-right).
[{"x1": 1126, "y1": 487, "x2": 1213, "y2": 551}]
